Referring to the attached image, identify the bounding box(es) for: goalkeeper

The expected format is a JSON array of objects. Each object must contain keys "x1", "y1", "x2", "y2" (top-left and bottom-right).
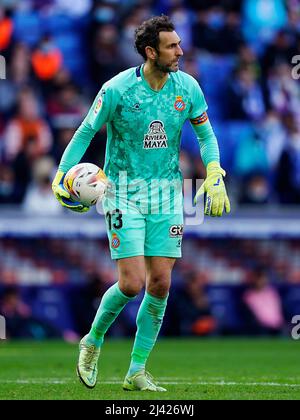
[{"x1": 52, "y1": 15, "x2": 230, "y2": 392}]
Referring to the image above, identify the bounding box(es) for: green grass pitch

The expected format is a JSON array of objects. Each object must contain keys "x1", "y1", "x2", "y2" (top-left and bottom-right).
[{"x1": 0, "y1": 338, "x2": 299, "y2": 400}]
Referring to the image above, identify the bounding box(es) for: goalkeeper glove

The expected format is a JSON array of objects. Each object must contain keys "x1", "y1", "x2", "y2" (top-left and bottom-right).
[
  {"x1": 194, "y1": 161, "x2": 230, "y2": 217},
  {"x1": 52, "y1": 170, "x2": 89, "y2": 213}
]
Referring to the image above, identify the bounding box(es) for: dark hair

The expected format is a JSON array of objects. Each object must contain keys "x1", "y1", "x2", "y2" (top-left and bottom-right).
[{"x1": 134, "y1": 15, "x2": 175, "y2": 60}]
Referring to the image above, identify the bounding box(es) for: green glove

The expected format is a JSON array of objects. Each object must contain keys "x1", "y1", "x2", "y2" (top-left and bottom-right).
[
  {"x1": 52, "y1": 170, "x2": 90, "y2": 213},
  {"x1": 194, "y1": 161, "x2": 230, "y2": 217}
]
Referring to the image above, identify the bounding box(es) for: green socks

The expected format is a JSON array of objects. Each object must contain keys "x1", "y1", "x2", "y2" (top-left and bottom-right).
[
  {"x1": 85, "y1": 285, "x2": 168, "y2": 376},
  {"x1": 128, "y1": 292, "x2": 168, "y2": 376},
  {"x1": 86, "y1": 282, "x2": 134, "y2": 348}
]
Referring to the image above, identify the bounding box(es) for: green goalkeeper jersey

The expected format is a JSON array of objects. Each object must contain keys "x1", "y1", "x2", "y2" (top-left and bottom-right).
[{"x1": 83, "y1": 65, "x2": 208, "y2": 186}]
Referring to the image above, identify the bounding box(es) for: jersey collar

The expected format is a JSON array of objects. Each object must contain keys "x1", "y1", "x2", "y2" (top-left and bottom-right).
[{"x1": 136, "y1": 64, "x2": 170, "y2": 93}]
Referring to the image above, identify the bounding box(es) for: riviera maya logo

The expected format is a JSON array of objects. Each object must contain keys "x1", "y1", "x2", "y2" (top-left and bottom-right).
[{"x1": 143, "y1": 120, "x2": 168, "y2": 149}]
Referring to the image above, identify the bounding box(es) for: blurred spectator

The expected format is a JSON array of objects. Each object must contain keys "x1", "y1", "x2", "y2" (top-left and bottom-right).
[
  {"x1": 47, "y1": 82, "x2": 86, "y2": 130},
  {"x1": 91, "y1": 0, "x2": 119, "y2": 26},
  {"x1": 54, "y1": 0, "x2": 92, "y2": 17},
  {"x1": 232, "y1": 122, "x2": 271, "y2": 204},
  {"x1": 238, "y1": 173, "x2": 270, "y2": 205},
  {"x1": 227, "y1": 65, "x2": 265, "y2": 121},
  {"x1": 8, "y1": 42, "x2": 32, "y2": 85},
  {"x1": 192, "y1": 7, "x2": 227, "y2": 54},
  {"x1": 261, "y1": 30, "x2": 296, "y2": 78},
  {"x1": 187, "y1": 0, "x2": 242, "y2": 13},
  {"x1": 48, "y1": 67, "x2": 73, "y2": 91},
  {"x1": 236, "y1": 43, "x2": 262, "y2": 80},
  {"x1": 242, "y1": 0, "x2": 288, "y2": 48},
  {"x1": 242, "y1": 267, "x2": 285, "y2": 335},
  {"x1": 22, "y1": 156, "x2": 63, "y2": 214},
  {"x1": 89, "y1": 23, "x2": 125, "y2": 91},
  {"x1": 169, "y1": 4, "x2": 193, "y2": 52},
  {"x1": 31, "y1": 35, "x2": 63, "y2": 82},
  {"x1": 3, "y1": 88, "x2": 52, "y2": 202},
  {"x1": 173, "y1": 271, "x2": 217, "y2": 336},
  {"x1": 51, "y1": 127, "x2": 76, "y2": 164},
  {"x1": 276, "y1": 113, "x2": 300, "y2": 204},
  {"x1": 258, "y1": 111, "x2": 286, "y2": 169},
  {"x1": 266, "y1": 63, "x2": 300, "y2": 117},
  {"x1": 30, "y1": 0, "x2": 55, "y2": 12},
  {"x1": 0, "y1": 6, "x2": 13, "y2": 53},
  {"x1": 233, "y1": 126, "x2": 269, "y2": 178},
  {"x1": 0, "y1": 42, "x2": 32, "y2": 116},
  {"x1": 286, "y1": 2, "x2": 300, "y2": 39},
  {"x1": 192, "y1": 3, "x2": 243, "y2": 54},
  {"x1": 0, "y1": 286, "x2": 60, "y2": 339},
  {"x1": 4, "y1": 87, "x2": 52, "y2": 163},
  {"x1": 0, "y1": 163, "x2": 19, "y2": 204},
  {"x1": 119, "y1": 15, "x2": 144, "y2": 67},
  {"x1": 119, "y1": 5, "x2": 153, "y2": 68},
  {"x1": 71, "y1": 270, "x2": 107, "y2": 337},
  {"x1": 182, "y1": 50, "x2": 201, "y2": 79},
  {"x1": 221, "y1": 9, "x2": 243, "y2": 54}
]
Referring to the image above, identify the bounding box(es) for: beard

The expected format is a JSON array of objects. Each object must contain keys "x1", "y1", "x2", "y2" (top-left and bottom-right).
[{"x1": 154, "y1": 57, "x2": 179, "y2": 73}]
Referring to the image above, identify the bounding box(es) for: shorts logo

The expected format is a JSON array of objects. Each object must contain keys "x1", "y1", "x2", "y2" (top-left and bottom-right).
[
  {"x1": 132, "y1": 103, "x2": 140, "y2": 110},
  {"x1": 174, "y1": 96, "x2": 186, "y2": 111},
  {"x1": 111, "y1": 233, "x2": 120, "y2": 249},
  {"x1": 190, "y1": 112, "x2": 208, "y2": 125},
  {"x1": 143, "y1": 120, "x2": 168, "y2": 149},
  {"x1": 169, "y1": 224, "x2": 183, "y2": 237},
  {"x1": 94, "y1": 97, "x2": 103, "y2": 114}
]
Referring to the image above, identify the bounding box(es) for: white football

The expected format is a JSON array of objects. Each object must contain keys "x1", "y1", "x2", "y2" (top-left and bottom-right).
[{"x1": 63, "y1": 163, "x2": 108, "y2": 206}]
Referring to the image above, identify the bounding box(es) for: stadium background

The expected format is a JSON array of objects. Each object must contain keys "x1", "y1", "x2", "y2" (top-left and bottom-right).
[{"x1": 0, "y1": 0, "x2": 300, "y2": 344}]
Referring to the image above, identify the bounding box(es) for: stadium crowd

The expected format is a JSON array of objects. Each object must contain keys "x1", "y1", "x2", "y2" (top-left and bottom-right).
[
  {"x1": 0, "y1": 0, "x2": 300, "y2": 208},
  {"x1": 1, "y1": 236, "x2": 299, "y2": 339}
]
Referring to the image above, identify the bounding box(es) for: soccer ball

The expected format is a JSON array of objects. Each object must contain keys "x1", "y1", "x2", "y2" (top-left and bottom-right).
[{"x1": 63, "y1": 163, "x2": 108, "y2": 206}]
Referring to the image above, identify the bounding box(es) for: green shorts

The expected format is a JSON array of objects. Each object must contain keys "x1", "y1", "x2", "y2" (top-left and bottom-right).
[{"x1": 102, "y1": 192, "x2": 183, "y2": 260}]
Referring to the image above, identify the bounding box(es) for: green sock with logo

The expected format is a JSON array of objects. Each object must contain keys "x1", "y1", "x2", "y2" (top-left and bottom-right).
[
  {"x1": 127, "y1": 292, "x2": 168, "y2": 376},
  {"x1": 86, "y1": 282, "x2": 135, "y2": 348}
]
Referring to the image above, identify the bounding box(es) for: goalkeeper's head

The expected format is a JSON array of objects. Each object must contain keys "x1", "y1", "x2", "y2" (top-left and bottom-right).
[{"x1": 134, "y1": 15, "x2": 183, "y2": 73}]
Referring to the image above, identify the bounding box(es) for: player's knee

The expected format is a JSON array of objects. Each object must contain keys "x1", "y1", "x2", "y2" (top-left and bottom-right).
[
  {"x1": 147, "y1": 275, "x2": 170, "y2": 298},
  {"x1": 118, "y1": 273, "x2": 145, "y2": 297},
  {"x1": 120, "y1": 282, "x2": 144, "y2": 297}
]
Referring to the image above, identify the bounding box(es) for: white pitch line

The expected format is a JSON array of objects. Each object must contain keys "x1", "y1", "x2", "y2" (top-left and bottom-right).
[{"x1": 0, "y1": 379, "x2": 300, "y2": 388}]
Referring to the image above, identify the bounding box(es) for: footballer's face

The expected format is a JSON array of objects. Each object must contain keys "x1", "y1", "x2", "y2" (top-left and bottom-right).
[{"x1": 154, "y1": 31, "x2": 183, "y2": 73}]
